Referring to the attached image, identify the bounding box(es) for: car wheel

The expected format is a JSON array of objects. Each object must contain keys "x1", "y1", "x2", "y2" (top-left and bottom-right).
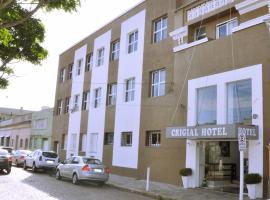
[
  {"x1": 72, "y1": 173, "x2": 79, "y2": 185},
  {"x1": 56, "y1": 170, "x2": 62, "y2": 180},
  {"x1": 15, "y1": 160, "x2": 19, "y2": 167},
  {"x1": 6, "y1": 167, "x2": 11, "y2": 174},
  {"x1": 32, "y1": 163, "x2": 37, "y2": 173},
  {"x1": 23, "y1": 162, "x2": 27, "y2": 170}
]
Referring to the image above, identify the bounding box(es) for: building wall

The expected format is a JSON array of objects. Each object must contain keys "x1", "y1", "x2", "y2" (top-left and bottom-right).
[{"x1": 51, "y1": 0, "x2": 270, "y2": 196}]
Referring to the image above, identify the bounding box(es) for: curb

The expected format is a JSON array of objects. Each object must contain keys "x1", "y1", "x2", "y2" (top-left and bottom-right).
[{"x1": 107, "y1": 183, "x2": 177, "y2": 200}]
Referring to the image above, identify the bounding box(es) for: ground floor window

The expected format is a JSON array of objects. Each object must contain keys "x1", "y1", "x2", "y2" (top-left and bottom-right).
[
  {"x1": 121, "y1": 132, "x2": 132, "y2": 147},
  {"x1": 104, "y1": 132, "x2": 114, "y2": 145},
  {"x1": 145, "y1": 130, "x2": 161, "y2": 147}
]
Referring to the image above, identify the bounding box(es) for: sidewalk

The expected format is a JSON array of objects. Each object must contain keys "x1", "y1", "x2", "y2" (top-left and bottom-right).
[{"x1": 107, "y1": 174, "x2": 251, "y2": 200}]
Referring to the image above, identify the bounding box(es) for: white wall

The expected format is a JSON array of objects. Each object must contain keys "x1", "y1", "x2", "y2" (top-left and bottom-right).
[
  {"x1": 112, "y1": 10, "x2": 146, "y2": 169},
  {"x1": 67, "y1": 45, "x2": 87, "y2": 157},
  {"x1": 86, "y1": 30, "x2": 111, "y2": 160},
  {"x1": 186, "y1": 64, "x2": 263, "y2": 198}
]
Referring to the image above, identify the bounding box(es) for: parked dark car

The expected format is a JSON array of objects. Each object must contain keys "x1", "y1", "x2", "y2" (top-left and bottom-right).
[{"x1": 0, "y1": 149, "x2": 12, "y2": 174}]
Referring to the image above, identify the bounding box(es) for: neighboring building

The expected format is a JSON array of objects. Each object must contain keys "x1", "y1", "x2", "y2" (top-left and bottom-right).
[
  {"x1": 0, "y1": 107, "x2": 32, "y2": 122},
  {"x1": 52, "y1": 0, "x2": 270, "y2": 198},
  {"x1": 0, "y1": 113, "x2": 32, "y2": 150},
  {"x1": 30, "y1": 107, "x2": 53, "y2": 151}
]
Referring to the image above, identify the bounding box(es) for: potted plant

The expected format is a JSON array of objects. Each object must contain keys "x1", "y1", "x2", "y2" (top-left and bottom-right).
[
  {"x1": 244, "y1": 173, "x2": 262, "y2": 199},
  {"x1": 179, "y1": 168, "x2": 192, "y2": 189}
]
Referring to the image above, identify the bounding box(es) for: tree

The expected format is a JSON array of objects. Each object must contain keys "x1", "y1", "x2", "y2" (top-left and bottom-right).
[{"x1": 0, "y1": 0, "x2": 81, "y2": 89}]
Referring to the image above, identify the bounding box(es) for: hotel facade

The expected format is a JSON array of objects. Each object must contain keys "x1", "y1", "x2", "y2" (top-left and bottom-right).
[{"x1": 52, "y1": 0, "x2": 270, "y2": 198}]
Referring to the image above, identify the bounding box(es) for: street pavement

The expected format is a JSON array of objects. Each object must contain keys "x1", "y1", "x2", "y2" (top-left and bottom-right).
[{"x1": 0, "y1": 167, "x2": 153, "y2": 200}]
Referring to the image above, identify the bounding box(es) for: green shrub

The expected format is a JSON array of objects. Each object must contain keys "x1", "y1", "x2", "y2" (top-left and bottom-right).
[
  {"x1": 179, "y1": 168, "x2": 192, "y2": 176},
  {"x1": 244, "y1": 173, "x2": 262, "y2": 184}
]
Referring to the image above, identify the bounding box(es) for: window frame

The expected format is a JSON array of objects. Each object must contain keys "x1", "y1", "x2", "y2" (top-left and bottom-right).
[
  {"x1": 72, "y1": 94, "x2": 80, "y2": 112},
  {"x1": 125, "y1": 78, "x2": 135, "y2": 102},
  {"x1": 82, "y1": 91, "x2": 90, "y2": 111},
  {"x1": 216, "y1": 18, "x2": 238, "y2": 39},
  {"x1": 151, "y1": 68, "x2": 166, "y2": 97},
  {"x1": 68, "y1": 63, "x2": 73, "y2": 80},
  {"x1": 76, "y1": 59, "x2": 83, "y2": 76},
  {"x1": 97, "y1": 47, "x2": 105, "y2": 67},
  {"x1": 111, "y1": 40, "x2": 120, "y2": 61},
  {"x1": 59, "y1": 68, "x2": 66, "y2": 83},
  {"x1": 153, "y1": 15, "x2": 168, "y2": 43},
  {"x1": 194, "y1": 26, "x2": 206, "y2": 41},
  {"x1": 94, "y1": 88, "x2": 102, "y2": 108},
  {"x1": 107, "y1": 83, "x2": 117, "y2": 106},
  {"x1": 104, "y1": 132, "x2": 114, "y2": 145},
  {"x1": 64, "y1": 97, "x2": 70, "y2": 114},
  {"x1": 121, "y1": 132, "x2": 132, "y2": 147},
  {"x1": 128, "y1": 30, "x2": 138, "y2": 54},
  {"x1": 146, "y1": 130, "x2": 161, "y2": 147},
  {"x1": 85, "y1": 53, "x2": 93, "y2": 71},
  {"x1": 56, "y1": 99, "x2": 63, "y2": 115}
]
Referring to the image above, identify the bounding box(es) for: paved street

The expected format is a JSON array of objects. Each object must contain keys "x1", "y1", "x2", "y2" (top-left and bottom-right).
[{"x1": 0, "y1": 167, "x2": 153, "y2": 200}]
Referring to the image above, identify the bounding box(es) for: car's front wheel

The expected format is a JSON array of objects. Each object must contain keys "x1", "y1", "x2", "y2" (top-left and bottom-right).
[
  {"x1": 72, "y1": 173, "x2": 79, "y2": 185},
  {"x1": 56, "y1": 170, "x2": 62, "y2": 180},
  {"x1": 6, "y1": 167, "x2": 11, "y2": 174}
]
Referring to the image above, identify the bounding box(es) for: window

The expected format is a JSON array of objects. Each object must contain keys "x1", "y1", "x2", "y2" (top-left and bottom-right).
[
  {"x1": 194, "y1": 26, "x2": 206, "y2": 41},
  {"x1": 33, "y1": 119, "x2": 47, "y2": 129},
  {"x1": 197, "y1": 86, "x2": 217, "y2": 125},
  {"x1": 68, "y1": 63, "x2": 73, "y2": 80},
  {"x1": 25, "y1": 138, "x2": 29, "y2": 149},
  {"x1": 151, "y1": 69, "x2": 166, "y2": 97},
  {"x1": 89, "y1": 133, "x2": 98, "y2": 153},
  {"x1": 64, "y1": 97, "x2": 70, "y2": 114},
  {"x1": 61, "y1": 134, "x2": 67, "y2": 149},
  {"x1": 121, "y1": 132, "x2": 132, "y2": 146},
  {"x1": 76, "y1": 59, "x2": 83, "y2": 76},
  {"x1": 128, "y1": 31, "x2": 138, "y2": 54},
  {"x1": 227, "y1": 79, "x2": 252, "y2": 124},
  {"x1": 97, "y1": 47, "x2": 104, "y2": 67},
  {"x1": 81, "y1": 134, "x2": 87, "y2": 152},
  {"x1": 85, "y1": 53, "x2": 93, "y2": 71},
  {"x1": 56, "y1": 99, "x2": 63, "y2": 115},
  {"x1": 111, "y1": 40, "x2": 120, "y2": 60},
  {"x1": 146, "y1": 130, "x2": 161, "y2": 147},
  {"x1": 70, "y1": 134, "x2": 77, "y2": 151},
  {"x1": 104, "y1": 132, "x2": 114, "y2": 145},
  {"x1": 107, "y1": 83, "x2": 117, "y2": 106},
  {"x1": 59, "y1": 68, "x2": 66, "y2": 83},
  {"x1": 20, "y1": 139, "x2": 23, "y2": 148},
  {"x1": 72, "y1": 94, "x2": 80, "y2": 112},
  {"x1": 216, "y1": 19, "x2": 238, "y2": 39},
  {"x1": 94, "y1": 88, "x2": 102, "y2": 108},
  {"x1": 125, "y1": 78, "x2": 135, "y2": 102},
  {"x1": 153, "y1": 16, "x2": 168, "y2": 43},
  {"x1": 82, "y1": 91, "x2": 90, "y2": 110}
]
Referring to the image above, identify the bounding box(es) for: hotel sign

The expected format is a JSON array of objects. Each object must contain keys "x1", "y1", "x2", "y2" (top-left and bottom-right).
[
  {"x1": 187, "y1": 0, "x2": 234, "y2": 22},
  {"x1": 166, "y1": 124, "x2": 258, "y2": 140}
]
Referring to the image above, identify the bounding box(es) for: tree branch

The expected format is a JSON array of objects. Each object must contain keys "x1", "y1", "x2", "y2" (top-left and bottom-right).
[
  {"x1": 0, "y1": 0, "x2": 14, "y2": 10},
  {"x1": 0, "y1": 0, "x2": 44, "y2": 29}
]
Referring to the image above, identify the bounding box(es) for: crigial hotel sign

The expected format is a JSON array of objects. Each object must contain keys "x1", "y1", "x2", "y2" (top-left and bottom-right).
[
  {"x1": 166, "y1": 124, "x2": 258, "y2": 140},
  {"x1": 187, "y1": 0, "x2": 234, "y2": 22}
]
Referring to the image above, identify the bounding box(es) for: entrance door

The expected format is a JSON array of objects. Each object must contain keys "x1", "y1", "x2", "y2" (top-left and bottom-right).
[{"x1": 201, "y1": 141, "x2": 241, "y2": 192}]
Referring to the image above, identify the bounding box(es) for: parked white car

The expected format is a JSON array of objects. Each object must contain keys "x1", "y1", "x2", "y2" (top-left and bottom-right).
[{"x1": 23, "y1": 149, "x2": 59, "y2": 172}]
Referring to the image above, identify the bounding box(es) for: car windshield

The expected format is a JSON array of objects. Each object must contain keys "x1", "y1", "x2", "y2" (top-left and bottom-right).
[
  {"x1": 0, "y1": 150, "x2": 8, "y2": 156},
  {"x1": 2, "y1": 148, "x2": 12, "y2": 153},
  {"x1": 42, "y1": 152, "x2": 58, "y2": 158},
  {"x1": 83, "y1": 158, "x2": 102, "y2": 165}
]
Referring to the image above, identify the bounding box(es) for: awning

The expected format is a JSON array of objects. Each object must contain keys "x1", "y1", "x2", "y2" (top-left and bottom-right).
[{"x1": 166, "y1": 124, "x2": 258, "y2": 140}]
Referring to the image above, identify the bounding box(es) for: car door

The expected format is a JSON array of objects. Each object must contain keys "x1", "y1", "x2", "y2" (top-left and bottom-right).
[
  {"x1": 60, "y1": 157, "x2": 72, "y2": 178},
  {"x1": 66, "y1": 157, "x2": 80, "y2": 179}
]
